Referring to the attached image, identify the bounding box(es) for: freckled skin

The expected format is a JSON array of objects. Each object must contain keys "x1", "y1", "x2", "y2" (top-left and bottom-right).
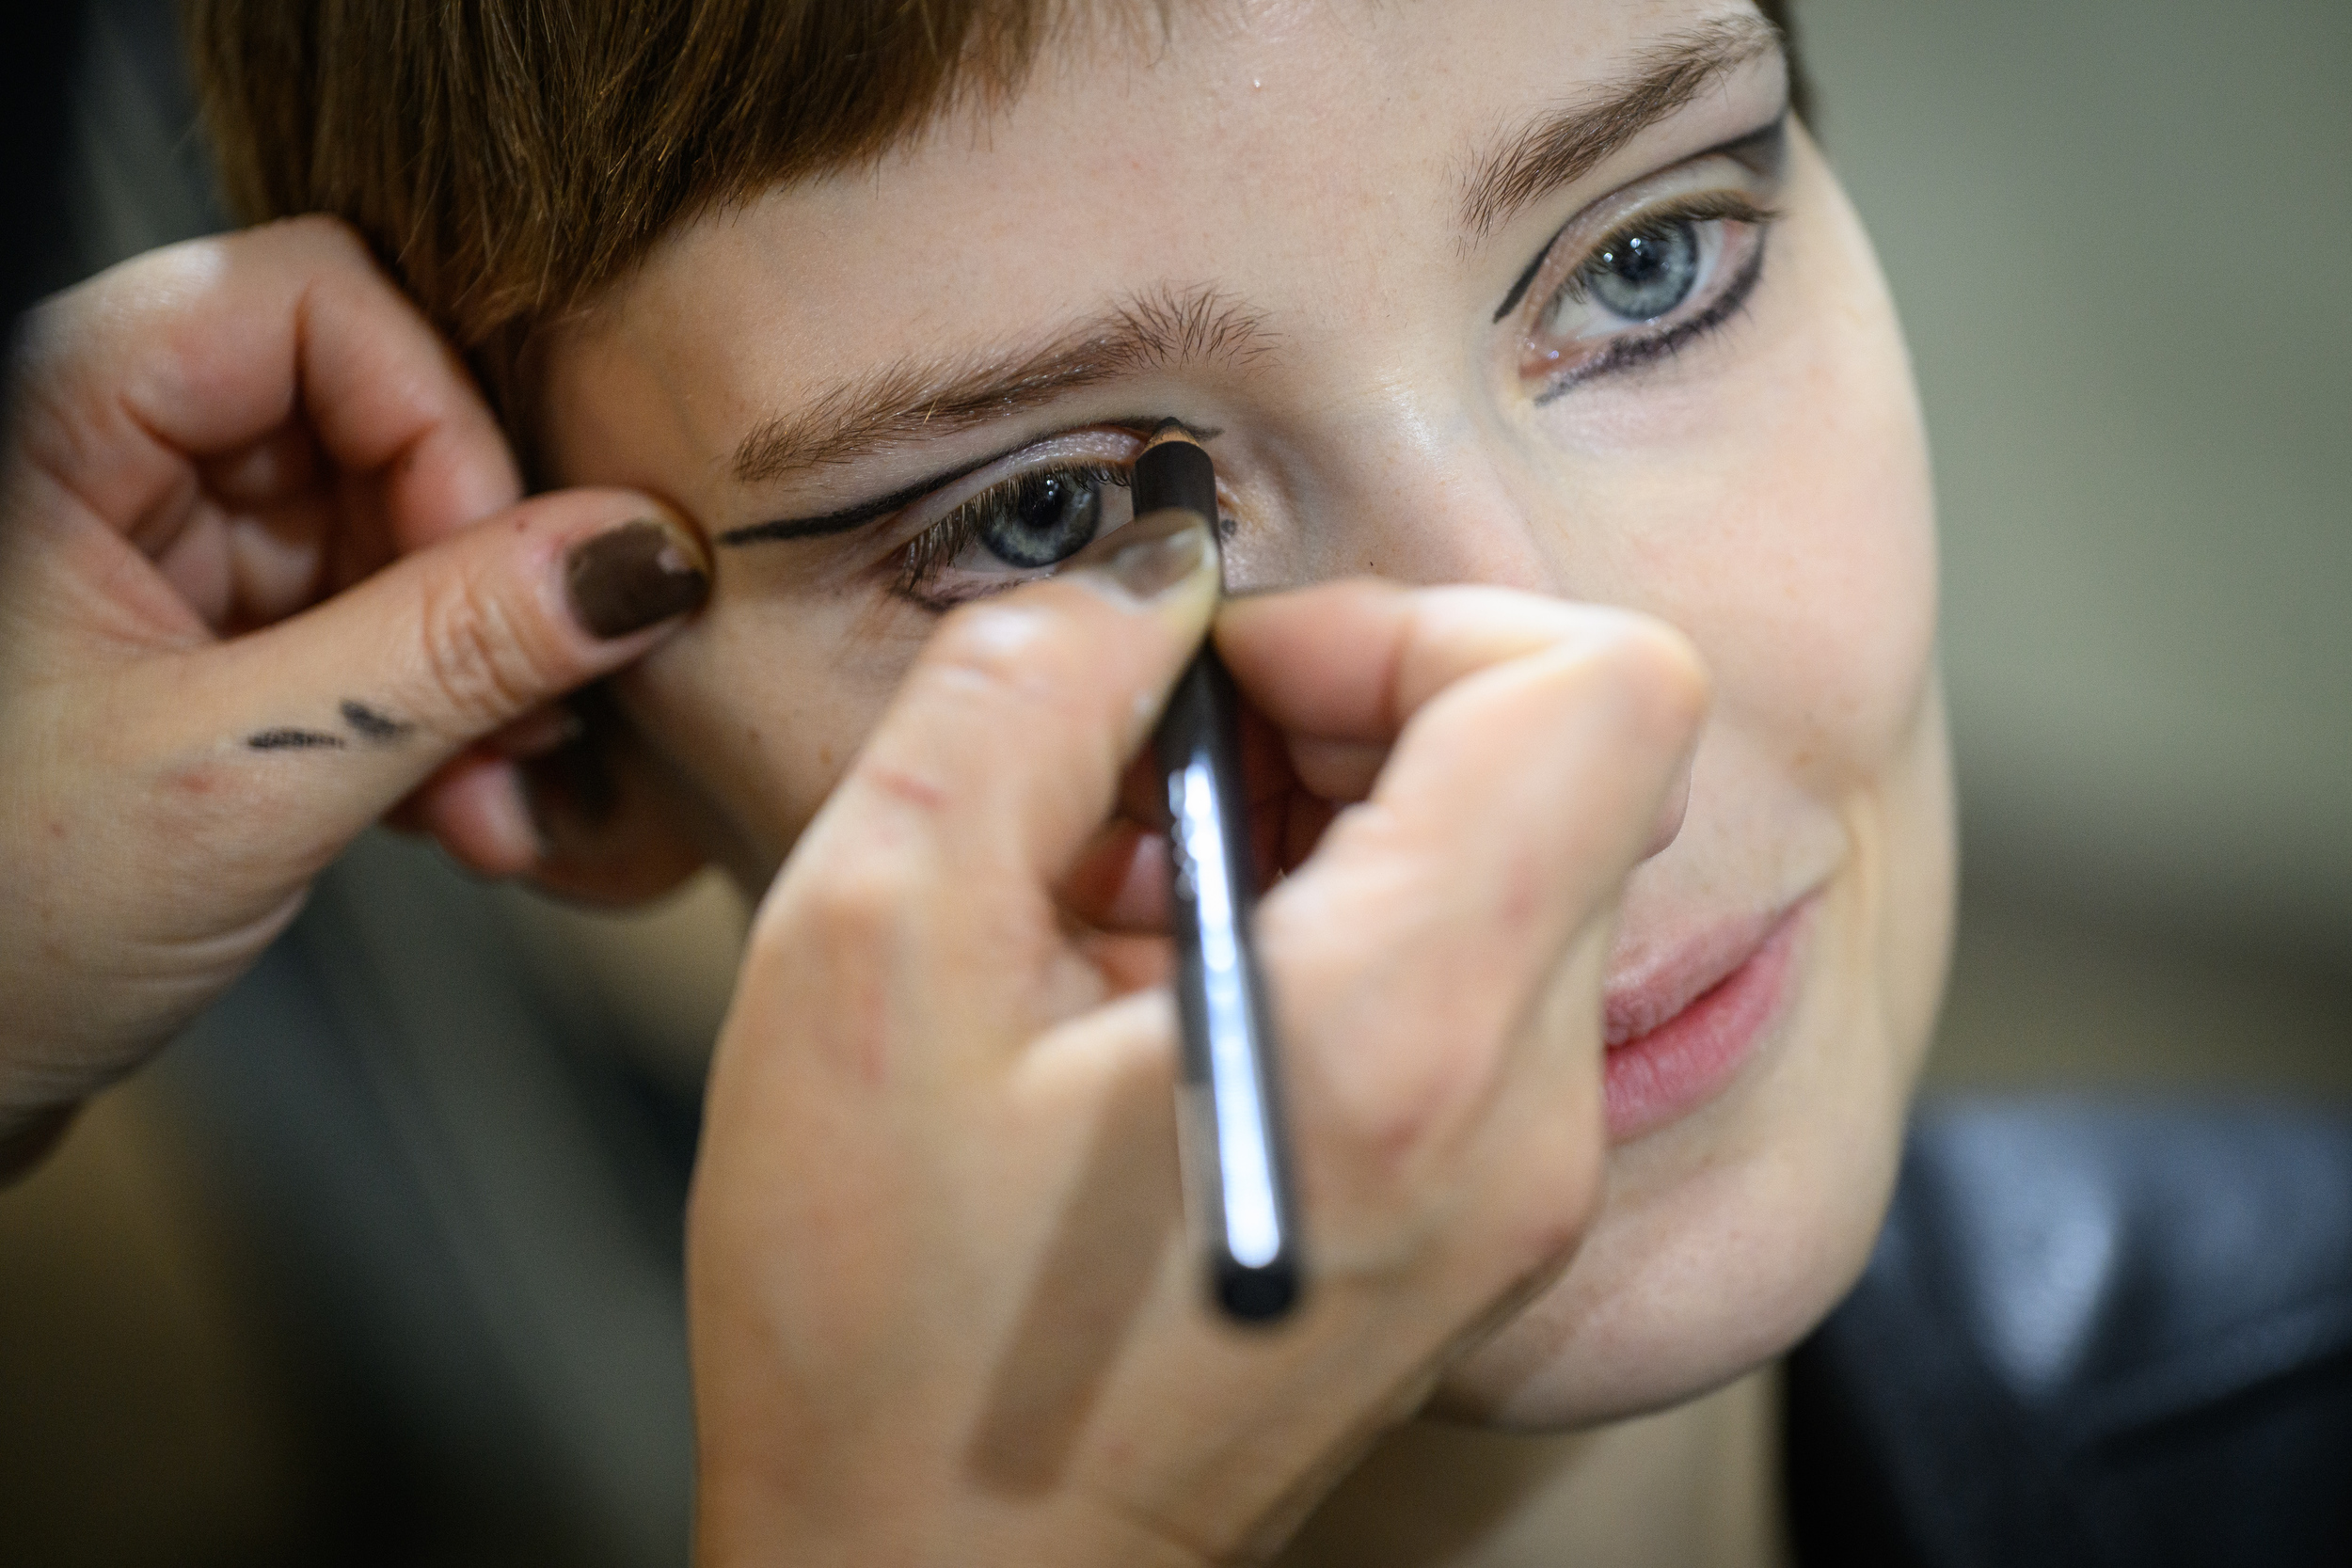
[{"x1": 539, "y1": 0, "x2": 1953, "y2": 1430}]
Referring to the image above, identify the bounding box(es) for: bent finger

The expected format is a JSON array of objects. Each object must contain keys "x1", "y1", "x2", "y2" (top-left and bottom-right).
[
  {"x1": 1219, "y1": 581, "x2": 1693, "y2": 744},
  {"x1": 1252, "y1": 590, "x2": 1708, "y2": 1203},
  {"x1": 769, "y1": 510, "x2": 1220, "y2": 1017},
  {"x1": 12, "y1": 217, "x2": 517, "y2": 560},
  {"x1": 155, "y1": 487, "x2": 707, "y2": 870}
]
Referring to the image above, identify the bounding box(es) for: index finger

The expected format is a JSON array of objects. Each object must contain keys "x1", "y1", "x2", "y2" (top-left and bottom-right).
[
  {"x1": 1216, "y1": 580, "x2": 1693, "y2": 743},
  {"x1": 10, "y1": 215, "x2": 517, "y2": 553}
]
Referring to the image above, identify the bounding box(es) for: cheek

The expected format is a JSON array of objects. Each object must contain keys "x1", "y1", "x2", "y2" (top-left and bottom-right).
[
  {"x1": 615, "y1": 594, "x2": 913, "y2": 885},
  {"x1": 1599, "y1": 178, "x2": 1940, "y2": 804},
  {"x1": 1654, "y1": 357, "x2": 1938, "y2": 805},
  {"x1": 1432, "y1": 169, "x2": 1951, "y2": 1424}
]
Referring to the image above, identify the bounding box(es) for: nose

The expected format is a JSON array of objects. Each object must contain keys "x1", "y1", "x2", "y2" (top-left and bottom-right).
[
  {"x1": 1239, "y1": 421, "x2": 1567, "y2": 598},
  {"x1": 1236, "y1": 418, "x2": 1693, "y2": 863}
]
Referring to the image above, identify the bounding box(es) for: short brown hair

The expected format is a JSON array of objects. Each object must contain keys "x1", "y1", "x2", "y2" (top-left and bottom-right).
[{"x1": 184, "y1": 0, "x2": 1802, "y2": 424}]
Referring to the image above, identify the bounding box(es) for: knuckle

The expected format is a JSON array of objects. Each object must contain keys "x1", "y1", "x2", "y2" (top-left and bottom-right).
[
  {"x1": 1265, "y1": 882, "x2": 1513, "y2": 1200},
  {"x1": 1588, "y1": 614, "x2": 1711, "y2": 731},
  {"x1": 923, "y1": 601, "x2": 1071, "y2": 709},
  {"x1": 414, "y1": 562, "x2": 569, "y2": 735},
  {"x1": 269, "y1": 212, "x2": 370, "y2": 264},
  {"x1": 902, "y1": 599, "x2": 1128, "y2": 781},
  {"x1": 752, "y1": 850, "x2": 926, "y2": 1089},
  {"x1": 1483, "y1": 1164, "x2": 1601, "y2": 1305},
  {"x1": 1504, "y1": 1119, "x2": 1606, "y2": 1263},
  {"x1": 771, "y1": 832, "x2": 924, "y2": 958},
  {"x1": 812, "y1": 859, "x2": 914, "y2": 935}
]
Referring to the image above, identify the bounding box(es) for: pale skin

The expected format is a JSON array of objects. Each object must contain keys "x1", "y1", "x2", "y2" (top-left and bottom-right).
[
  {"x1": 0, "y1": 1, "x2": 1951, "y2": 1563},
  {"x1": 531, "y1": 0, "x2": 1951, "y2": 1559}
]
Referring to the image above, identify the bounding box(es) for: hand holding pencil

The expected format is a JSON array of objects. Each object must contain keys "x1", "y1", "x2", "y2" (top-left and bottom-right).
[{"x1": 689, "y1": 508, "x2": 1707, "y2": 1560}]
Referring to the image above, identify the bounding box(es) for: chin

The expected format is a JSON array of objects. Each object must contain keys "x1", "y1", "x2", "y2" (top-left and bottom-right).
[{"x1": 1429, "y1": 767, "x2": 1954, "y2": 1431}]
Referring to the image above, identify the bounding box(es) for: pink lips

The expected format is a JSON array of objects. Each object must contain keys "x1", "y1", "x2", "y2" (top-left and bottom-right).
[{"x1": 1600, "y1": 898, "x2": 1813, "y2": 1142}]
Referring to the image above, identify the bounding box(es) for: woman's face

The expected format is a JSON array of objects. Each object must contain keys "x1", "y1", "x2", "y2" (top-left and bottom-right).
[{"x1": 537, "y1": 0, "x2": 1953, "y2": 1427}]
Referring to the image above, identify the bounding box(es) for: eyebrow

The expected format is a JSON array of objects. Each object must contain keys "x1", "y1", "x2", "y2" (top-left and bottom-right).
[
  {"x1": 722, "y1": 18, "x2": 1780, "y2": 546},
  {"x1": 726, "y1": 283, "x2": 1270, "y2": 499},
  {"x1": 1455, "y1": 13, "x2": 1785, "y2": 245}
]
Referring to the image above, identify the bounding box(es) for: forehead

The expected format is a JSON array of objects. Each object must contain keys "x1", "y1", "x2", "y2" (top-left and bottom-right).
[{"x1": 548, "y1": 0, "x2": 1778, "y2": 480}]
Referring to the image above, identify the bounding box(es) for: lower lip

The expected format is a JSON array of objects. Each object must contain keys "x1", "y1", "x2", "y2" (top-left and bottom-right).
[{"x1": 1603, "y1": 904, "x2": 1809, "y2": 1143}]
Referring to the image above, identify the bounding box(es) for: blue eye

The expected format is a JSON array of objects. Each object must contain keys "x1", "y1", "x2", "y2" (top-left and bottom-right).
[
  {"x1": 973, "y1": 467, "x2": 1113, "y2": 568},
  {"x1": 1522, "y1": 191, "x2": 1777, "y2": 398},
  {"x1": 892, "y1": 458, "x2": 1135, "y2": 607},
  {"x1": 1581, "y1": 219, "x2": 1702, "y2": 322}
]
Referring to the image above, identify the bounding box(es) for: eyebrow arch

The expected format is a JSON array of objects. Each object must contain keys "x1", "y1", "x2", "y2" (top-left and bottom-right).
[
  {"x1": 1456, "y1": 13, "x2": 1786, "y2": 245},
  {"x1": 725, "y1": 283, "x2": 1270, "y2": 505},
  {"x1": 1489, "y1": 112, "x2": 1786, "y2": 324}
]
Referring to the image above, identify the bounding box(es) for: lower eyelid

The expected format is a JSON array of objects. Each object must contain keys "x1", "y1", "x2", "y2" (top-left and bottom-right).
[{"x1": 1527, "y1": 224, "x2": 1771, "y2": 401}]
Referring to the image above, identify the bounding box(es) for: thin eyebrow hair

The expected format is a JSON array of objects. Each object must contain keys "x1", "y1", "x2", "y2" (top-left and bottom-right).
[
  {"x1": 728, "y1": 284, "x2": 1272, "y2": 490},
  {"x1": 1455, "y1": 14, "x2": 1785, "y2": 245}
]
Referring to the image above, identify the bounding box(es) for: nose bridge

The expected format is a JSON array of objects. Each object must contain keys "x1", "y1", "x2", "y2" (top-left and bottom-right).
[{"x1": 1241, "y1": 390, "x2": 1565, "y2": 597}]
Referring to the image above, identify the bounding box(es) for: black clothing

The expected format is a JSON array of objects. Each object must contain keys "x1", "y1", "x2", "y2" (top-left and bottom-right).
[{"x1": 1789, "y1": 1101, "x2": 2352, "y2": 1567}]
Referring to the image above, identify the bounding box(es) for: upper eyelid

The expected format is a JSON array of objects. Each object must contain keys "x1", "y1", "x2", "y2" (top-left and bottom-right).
[
  {"x1": 904, "y1": 439, "x2": 1136, "y2": 538},
  {"x1": 719, "y1": 423, "x2": 1168, "y2": 547},
  {"x1": 717, "y1": 445, "x2": 1028, "y2": 545},
  {"x1": 1541, "y1": 191, "x2": 1781, "y2": 312},
  {"x1": 1490, "y1": 111, "x2": 1788, "y2": 325}
]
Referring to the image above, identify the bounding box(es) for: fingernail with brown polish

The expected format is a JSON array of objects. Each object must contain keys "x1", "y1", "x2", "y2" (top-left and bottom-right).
[
  {"x1": 1070, "y1": 506, "x2": 1216, "y2": 605},
  {"x1": 565, "y1": 519, "x2": 709, "y2": 640}
]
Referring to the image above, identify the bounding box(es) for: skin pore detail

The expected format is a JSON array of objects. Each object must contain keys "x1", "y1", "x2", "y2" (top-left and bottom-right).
[{"x1": 533, "y1": 1, "x2": 1951, "y2": 1560}]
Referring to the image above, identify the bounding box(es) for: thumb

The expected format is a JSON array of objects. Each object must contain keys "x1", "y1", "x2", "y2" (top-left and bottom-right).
[
  {"x1": 169, "y1": 486, "x2": 707, "y2": 870},
  {"x1": 767, "y1": 506, "x2": 1218, "y2": 1047}
]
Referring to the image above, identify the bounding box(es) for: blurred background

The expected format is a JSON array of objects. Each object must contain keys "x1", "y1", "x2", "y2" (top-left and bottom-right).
[{"x1": 3, "y1": 0, "x2": 2346, "y2": 1561}]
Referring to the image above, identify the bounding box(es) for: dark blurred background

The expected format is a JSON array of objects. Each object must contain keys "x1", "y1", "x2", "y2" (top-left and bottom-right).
[{"x1": 3, "y1": 1, "x2": 2346, "y2": 1562}]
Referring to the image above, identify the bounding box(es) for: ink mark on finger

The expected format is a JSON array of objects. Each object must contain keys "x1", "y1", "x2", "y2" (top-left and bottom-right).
[
  {"x1": 341, "y1": 701, "x2": 415, "y2": 743},
  {"x1": 248, "y1": 728, "x2": 348, "y2": 751}
]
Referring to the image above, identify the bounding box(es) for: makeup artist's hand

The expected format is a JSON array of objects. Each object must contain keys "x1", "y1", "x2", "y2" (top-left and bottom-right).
[
  {"x1": 0, "y1": 217, "x2": 708, "y2": 1174},
  {"x1": 689, "y1": 512, "x2": 1708, "y2": 1568}
]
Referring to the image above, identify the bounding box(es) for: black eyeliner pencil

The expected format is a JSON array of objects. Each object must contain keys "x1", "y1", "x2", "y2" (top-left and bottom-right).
[{"x1": 1133, "y1": 427, "x2": 1302, "y2": 1323}]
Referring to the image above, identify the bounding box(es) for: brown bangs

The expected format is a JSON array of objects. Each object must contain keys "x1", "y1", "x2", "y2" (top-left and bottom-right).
[
  {"x1": 183, "y1": 0, "x2": 1802, "y2": 423},
  {"x1": 183, "y1": 0, "x2": 1075, "y2": 415}
]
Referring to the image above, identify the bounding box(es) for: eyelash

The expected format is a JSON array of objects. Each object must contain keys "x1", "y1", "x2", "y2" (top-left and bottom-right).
[
  {"x1": 891, "y1": 460, "x2": 1131, "y2": 608},
  {"x1": 882, "y1": 193, "x2": 1781, "y2": 609},
  {"x1": 1526, "y1": 191, "x2": 1781, "y2": 403}
]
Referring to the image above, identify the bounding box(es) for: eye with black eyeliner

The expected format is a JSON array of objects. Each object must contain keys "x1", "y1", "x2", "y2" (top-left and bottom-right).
[
  {"x1": 1506, "y1": 118, "x2": 1787, "y2": 403},
  {"x1": 891, "y1": 460, "x2": 1134, "y2": 609}
]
